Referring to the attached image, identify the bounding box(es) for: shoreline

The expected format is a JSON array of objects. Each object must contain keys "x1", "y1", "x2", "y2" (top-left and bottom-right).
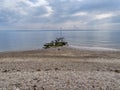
[
  {"x1": 0, "y1": 46, "x2": 120, "y2": 58},
  {"x1": 0, "y1": 45, "x2": 120, "y2": 53},
  {"x1": 69, "y1": 45, "x2": 120, "y2": 51},
  {"x1": 0, "y1": 46, "x2": 120, "y2": 60}
]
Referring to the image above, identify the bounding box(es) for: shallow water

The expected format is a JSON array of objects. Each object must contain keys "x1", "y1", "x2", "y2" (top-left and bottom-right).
[{"x1": 0, "y1": 30, "x2": 120, "y2": 52}]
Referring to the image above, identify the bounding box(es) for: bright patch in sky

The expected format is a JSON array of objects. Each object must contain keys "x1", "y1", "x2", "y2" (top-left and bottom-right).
[
  {"x1": 72, "y1": 12, "x2": 87, "y2": 17},
  {"x1": 0, "y1": 0, "x2": 120, "y2": 30},
  {"x1": 95, "y1": 13, "x2": 114, "y2": 20}
]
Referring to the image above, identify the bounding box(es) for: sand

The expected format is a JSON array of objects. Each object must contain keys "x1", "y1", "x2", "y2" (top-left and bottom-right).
[{"x1": 0, "y1": 47, "x2": 120, "y2": 90}]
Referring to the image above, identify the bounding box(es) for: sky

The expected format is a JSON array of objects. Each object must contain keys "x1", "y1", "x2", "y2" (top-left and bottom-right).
[{"x1": 0, "y1": 0, "x2": 120, "y2": 30}]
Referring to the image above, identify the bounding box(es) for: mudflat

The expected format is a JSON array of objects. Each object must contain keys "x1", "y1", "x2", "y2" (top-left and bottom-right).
[{"x1": 0, "y1": 47, "x2": 120, "y2": 90}]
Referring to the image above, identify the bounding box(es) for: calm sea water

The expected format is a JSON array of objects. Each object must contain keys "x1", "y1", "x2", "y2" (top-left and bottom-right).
[{"x1": 0, "y1": 30, "x2": 120, "y2": 52}]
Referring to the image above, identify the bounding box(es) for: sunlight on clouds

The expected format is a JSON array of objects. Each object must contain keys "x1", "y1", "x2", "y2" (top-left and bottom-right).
[
  {"x1": 70, "y1": 0, "x2": 83, "y2": 2},
  {"x1": 95, "y1": 13, "x2": 114, "y2": 20},
  {"x1": 1, "y1": 0, "x2": 53, "y2": 16},
  {"x1": 76, "y1": 0, "x2": 83, "y2": 1},
  {"x1": 60, "y1": 0, "x2": 83, "y2": 2},
  {"x1": 41, "y1": 6, "x2": 54, "y2": 17},
  {"x1": 22, "y1": 0, "x2": 54, "y2": 17},
  {"x1": 23, "y1": 0, "x2": 48, "y2": 7},
  {"x1": 72, "y1": 12, "x2": 87, "y2": 17}
]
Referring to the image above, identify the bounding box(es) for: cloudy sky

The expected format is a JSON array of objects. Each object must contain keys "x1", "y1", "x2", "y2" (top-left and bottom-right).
[{"x1": 0, "y1": 0, "x2": 120, "y2": 30}]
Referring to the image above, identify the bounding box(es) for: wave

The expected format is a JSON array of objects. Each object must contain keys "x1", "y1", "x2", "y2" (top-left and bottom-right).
[{"x1": 69, "y1": 45, "x2": 120, "y2": 51}]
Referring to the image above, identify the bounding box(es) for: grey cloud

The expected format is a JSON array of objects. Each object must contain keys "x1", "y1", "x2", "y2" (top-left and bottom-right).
[
  {"x1": 0, "y1": 9, "x2": 21, "y2": 26},
  {"x1": 0, "y1": 0, "x2": 120, "y2": 30},
  {"x1": 111, "y1": 15, "x2": 120, "y2": 23},
  {"x1": 46, "y1": 0, "x2": 120, "y2": 24}
]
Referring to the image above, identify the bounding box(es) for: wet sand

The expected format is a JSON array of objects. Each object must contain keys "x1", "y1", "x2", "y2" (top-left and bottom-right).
[{"x1": 0, "y1": 47, "x2": 120, "y2": 90}]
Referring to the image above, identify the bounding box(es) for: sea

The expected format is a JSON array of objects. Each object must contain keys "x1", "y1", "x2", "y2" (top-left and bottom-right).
[{"x1": 0, "y1": 30, "x2": 120, "y2": 52}]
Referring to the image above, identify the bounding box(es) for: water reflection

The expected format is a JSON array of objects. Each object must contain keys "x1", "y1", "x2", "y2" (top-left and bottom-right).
[{"x1": 0, "y1": 30, "x2": 120, "y2": 52}]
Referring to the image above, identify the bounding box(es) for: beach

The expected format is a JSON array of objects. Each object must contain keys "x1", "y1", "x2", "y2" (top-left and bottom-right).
[{"x1": 0, "y1": 47, "x2": 120, "y2": 90}]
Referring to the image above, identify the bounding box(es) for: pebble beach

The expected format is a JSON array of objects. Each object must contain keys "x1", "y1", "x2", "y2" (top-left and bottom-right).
[{"x1": 0, "y1": 47, "x2": 120, "y2": 90}]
